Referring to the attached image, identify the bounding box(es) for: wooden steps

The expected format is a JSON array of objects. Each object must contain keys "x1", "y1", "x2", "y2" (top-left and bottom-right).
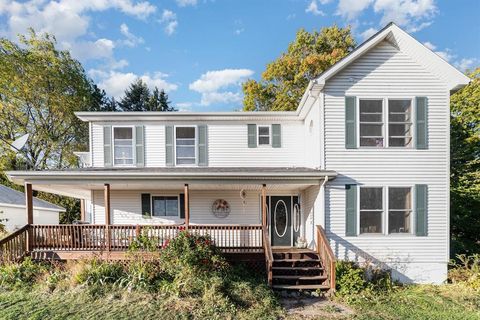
[{"x1": 270, "y1": 248, "x2": 330, "y2": 292}]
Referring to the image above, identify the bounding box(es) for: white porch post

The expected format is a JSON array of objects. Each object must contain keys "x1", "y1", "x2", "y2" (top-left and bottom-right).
[
  {"x1": 261, "y1": 184, "x2": 267, "y2": 228},
  {"x1": 184, "y1": 184, "x2": 190, "y2": 227}
]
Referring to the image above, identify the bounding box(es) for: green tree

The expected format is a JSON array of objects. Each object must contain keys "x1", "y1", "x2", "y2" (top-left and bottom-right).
[
  {"x1": 450, "y1": 67, "x2": 480, "y2": 256},
  {"x1": 243, "y1": 25, "x2": 356, "y2": 111},
  {"x1": 148, "y1": 87, "x2": 176, "y2": 111},
  {"x1": 0, "y1": 29, "x2": 95, "y2": 222},
  {"x1": 119, "y1": 79, "x2": 151, "y2": 111}
]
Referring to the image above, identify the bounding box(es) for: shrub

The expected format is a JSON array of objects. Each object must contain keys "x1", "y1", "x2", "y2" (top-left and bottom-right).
[
  {"x1": 128, "y1": 229, "x2": 159, "y2": 252},
  {"x1": 449, "y1": 254, "x2": 480, "y2": 292},
  {"x1": 0, "y1": 257, "x2": 47, "y2": 288},
  {"x1": 73, "y1": 258, "x2": 125, "y2": 286},
  {"x1": 335, "y1": 261, "x2": 366, "y2": 296},
  {"x1": 159, "y1": 230, "x2": 229, "y2": 278},
  {"x1": 119, "y1": 256, "x2": 165, "y2": 291}
]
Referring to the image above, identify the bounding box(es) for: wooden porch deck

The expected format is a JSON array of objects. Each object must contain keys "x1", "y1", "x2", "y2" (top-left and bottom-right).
[{"x1": 0, "y1": 224, "x2": 335, "y2": 292}]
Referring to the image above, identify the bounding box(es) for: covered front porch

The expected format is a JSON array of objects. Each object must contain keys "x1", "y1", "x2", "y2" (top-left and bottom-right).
[{"x1": 2, "y1": 167, "x2": 337, "y2": 290}]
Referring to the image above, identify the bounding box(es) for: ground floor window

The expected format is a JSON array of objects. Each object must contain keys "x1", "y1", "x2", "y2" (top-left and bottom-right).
[
  {"x1": 152, "y1": 196, "x2": 179, "y2": 217},
  {"x1": 388, "y1": 187, "x2": 412, "y2": 233},
  {"x1": 359, "y1": 187, "x2": 383, "y2": 234},
  {"x1": 358, "y1": 186, "x2": 413, "y2": 235}
]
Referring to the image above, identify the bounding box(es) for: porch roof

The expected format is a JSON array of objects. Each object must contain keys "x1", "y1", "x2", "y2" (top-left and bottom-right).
[{"x1": 6, "y1": 167, "x2": 336, "y2": 198}]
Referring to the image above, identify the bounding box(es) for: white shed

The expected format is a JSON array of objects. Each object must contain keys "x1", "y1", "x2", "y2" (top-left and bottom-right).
[{"x1": 0, "y1": 185, "x2": 64, "y2": 232}]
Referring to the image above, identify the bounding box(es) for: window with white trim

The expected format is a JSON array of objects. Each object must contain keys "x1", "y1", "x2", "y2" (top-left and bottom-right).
[
  {"x1": 152, "y1": 196, "x2": 179, "y2": 217},
  {"x1": 388, "y1": 99, "x2": 412, "y2": 147},
  {"x1": 359, "y1": 99, "x2": 384, "y2": 147},
  {"x1": 360, "y1": 187, "x2": 383, "y2": 234},
  {"x1": 175, "y1": 126, "x2": 196, "y2": 165},
  {"x1": 258, "y1": 125, "x2": 270, "y2": 145},
  {"x1": 113, "y1": 127, "x2": 134, "y2": 165},
  {"x1": 388, "y1": 187, "x2": 412, "y2": 233}
]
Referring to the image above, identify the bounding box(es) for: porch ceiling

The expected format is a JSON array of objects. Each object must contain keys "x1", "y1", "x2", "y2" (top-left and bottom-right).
[{"x1": 6, "y1": 167, "x2": 336, "y2": 199}]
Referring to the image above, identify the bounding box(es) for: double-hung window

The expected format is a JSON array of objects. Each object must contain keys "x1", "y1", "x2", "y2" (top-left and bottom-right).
[
  {"x1": 358, "y1": 98, "x2": 413, "y2": 148},
  {"x1": 258, "y1": 125, "x2": 270, "y2": 145},
  {"x1": 388, "y1": 99, "x2": 412, "y2": 147},
  {"x1": 175, "y1": 126, "x2": 196, "y2": 165},
  {"x1": 359, "y1": 99, "x2": 384, "y2": 147},
  {"x1": 388, "y1": 187, "x2": 412, "y2": 233},
  {"x1": 113, "y1": 127, "x2": 134, "y2": 165},
  {"x1": 152, "y1": 196, "x2": 179, "y2": 217},
  {"x1": 359, "y1": 187, "x2": 383, "y2": 234}
]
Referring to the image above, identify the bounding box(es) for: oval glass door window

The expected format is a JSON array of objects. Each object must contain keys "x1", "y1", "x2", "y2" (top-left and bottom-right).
[
  {"x1": 274, "y1": 200, "x2": 288, "y2": 237},
  {"x1": 293, "y1": 204, "x2": 301, "y2": 233}
]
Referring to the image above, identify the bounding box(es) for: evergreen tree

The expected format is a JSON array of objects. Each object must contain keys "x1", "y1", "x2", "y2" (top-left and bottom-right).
[
  {"x1": 87, "y1": 83, "x2": 108, "y2": 111},
  {"x1": 119, "y1": 79, "x2": 151, "y2": 111},
  {"x1": 148, "y1": 87, "x2": 177, "y2": 111}
]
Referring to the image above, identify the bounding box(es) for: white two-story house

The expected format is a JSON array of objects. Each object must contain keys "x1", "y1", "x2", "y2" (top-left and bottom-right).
[{"x1": 5, "y1": 23, "x2": 470, "y2": 287}]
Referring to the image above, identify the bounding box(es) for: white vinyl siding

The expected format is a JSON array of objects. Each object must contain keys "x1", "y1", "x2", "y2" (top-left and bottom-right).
[
  {"x1": 92, "y1": 122, "x2": 304, "y2": 168},
  {"x1": 323, "y1": 40, "x2": 449, "y2": 283}
]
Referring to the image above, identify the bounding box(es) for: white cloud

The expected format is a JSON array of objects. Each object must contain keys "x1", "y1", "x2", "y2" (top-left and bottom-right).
[
  {"x1": 234, "y1": 28, "x2": 244, "y2": 35},
  {"x1": 160, "y1": 9, "x2": 178, "y2": 35},
  {"x1": 175, "y1": 102, "x2": 193, "y2": 111},
  {"x1": 336, "y1": 0, "x2": 437, "y2": 33},
  {"x1": 189, "y1": 69, "x2": 254, "y2": 106},
  {"x1": 423, "y1": 41, "x2": 436, "y2": 50},
  {"x1": 306, "y1": 0, "x2": 325, "y2": 16},
  {"x1": 455, "y1": 58, "x2": 478, "y2": 72},
  {"x1": 435, "y1": 49, "x2": 454, "y2": 62},
  {"x1": 90, "y1": 70, "x2": 178, "y2": 98},
  {"x1": 336, "y1": 0, "x2": 373, "y2": 20},
  {"x1": 0, "y1": 0, "x2": 156, "y2": 61},
  {"x1": 119, "y1": 23, "x2": 144, "y2": 47},
  {"x1": 360, "y1": 27, "x2": 377, "y2": 40},
  {"x1": 286, "y1": 13, "x2": 296, "y2": 20},
  {"x1": 175, "y1": 0, "x2": 197, "y2": 7}
]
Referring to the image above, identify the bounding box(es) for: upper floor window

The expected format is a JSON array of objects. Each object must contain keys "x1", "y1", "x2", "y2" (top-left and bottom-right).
[
  {"x1": 113, "y1": 127, "x2": 134, "y2": 165},
  {"x1": 359, "y1": 99, "x2": 384, "y2": 147},
  {"x1": 258, "y1": 125, "x2": 270, "y2": 145},
  {"x1": 388, "y1": 100, "x2": 412, "y2": 147},
  {"x1": 358, "y1": 98, "x2": 412, "y2": 148},
  {"x1": 175, "y1": 126, "x2": 196, "y2": 165}
]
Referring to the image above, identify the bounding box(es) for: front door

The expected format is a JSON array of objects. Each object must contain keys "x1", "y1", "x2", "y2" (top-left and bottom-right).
[{"x1": 269, "y1": 196, "x2": 292, "y2": 246}]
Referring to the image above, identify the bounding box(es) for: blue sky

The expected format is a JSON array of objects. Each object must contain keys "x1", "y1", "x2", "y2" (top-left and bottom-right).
[{"x1": 0, "y1": 0, "x2": 479, "y2": 111}]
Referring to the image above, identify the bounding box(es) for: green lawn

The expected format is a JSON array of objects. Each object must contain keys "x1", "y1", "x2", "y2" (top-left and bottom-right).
[{"x1": 0, "y1": 284, "x2": 478, "y2": 320}]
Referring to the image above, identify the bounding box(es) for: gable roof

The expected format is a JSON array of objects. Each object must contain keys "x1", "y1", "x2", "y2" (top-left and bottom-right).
[
  {"x1": 0, "y1": 185, "x2": 65, "y2": 212},
  {"x1": 313, "y1": 22, "x2": 471, "y2": 92}
]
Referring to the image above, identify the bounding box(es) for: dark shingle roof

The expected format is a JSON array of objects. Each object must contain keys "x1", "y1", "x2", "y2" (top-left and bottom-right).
[{"x1": 0, "y1": 185, "x2": 65, "y2": 211}]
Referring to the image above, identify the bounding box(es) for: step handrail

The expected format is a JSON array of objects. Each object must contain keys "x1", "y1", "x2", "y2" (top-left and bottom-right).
[
  {"x1": 262, "y1": 226, "x2": 273, "y2": 286},
  {"x1": 0, "y1": 225, "x2": 30, "y2": 263},
  {"x1": 316, "y1": 225, "x2": 336, "y2": 291}
]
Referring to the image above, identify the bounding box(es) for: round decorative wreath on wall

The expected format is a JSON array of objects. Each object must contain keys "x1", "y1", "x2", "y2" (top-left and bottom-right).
[{"x1": 212, "y1": 199, "x2": 231, "y2": 218}]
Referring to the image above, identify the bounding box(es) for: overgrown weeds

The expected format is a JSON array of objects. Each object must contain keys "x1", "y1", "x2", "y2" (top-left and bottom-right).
[{"x1": 449, "y1": 254, "x2": 480, "y2": 292}]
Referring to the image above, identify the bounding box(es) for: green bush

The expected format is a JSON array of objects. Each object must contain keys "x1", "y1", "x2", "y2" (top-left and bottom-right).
[
  {"x1": 74, "y1": 258, "x2": 125, "y2": 286},
  {"x1": 0, "y1": 257, "x2": 47, "y2": 288},
  {"x1": 449, "y1": 254, "x2": 480, "y2": 292},
  {"x1": 335, "y1": 260, "x2": 366, "y2": 296},
  {"x1": 159, "y1": 230, "x2": 229, "y2": 278},
  {"x1": 128, "y1": 229, "x2": 159, "y2": 252}
]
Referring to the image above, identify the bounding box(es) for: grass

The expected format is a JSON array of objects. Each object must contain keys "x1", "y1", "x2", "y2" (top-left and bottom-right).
[
  {"x1": 343, "y1": 284, "x2": 480, "y2": 320},
  {"x1": 0, "y1": 284, "x2": 478, "y2": 319}
]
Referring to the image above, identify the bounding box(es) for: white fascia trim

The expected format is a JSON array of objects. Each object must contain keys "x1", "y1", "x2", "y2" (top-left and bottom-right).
[{"x1": 0, "y1": 202, "x2": 66, "y2": 212}]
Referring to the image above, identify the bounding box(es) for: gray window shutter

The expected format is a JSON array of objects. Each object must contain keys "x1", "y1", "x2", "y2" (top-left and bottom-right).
[
  {"x1": 272, "y1": 124, "x2": 281, "y2": 148},
  {"x1": 179, "y1": 193, "x2": 185, "y2": 218},
  {"x1": 198, "y1": 125, "x2": 208, "y2": 166},
  {"x1": 345, "y1": 96, "x2": 357, "y2": 149},
  {"x1": 103, "y1": 125, "x2": 112, "y2": 167},
  {"x1": 345, "y1": 184, "x2": 357, "y2": 236},
  {"x1": 141, "y1": 193, "x2": 151, "y2": 217},
  {"x1": 135, "y1": 125, "x2": 145, "y2": 167},
  {"x1": 415, "y1": 184, "x2": 428, "y2": 236},
  {"x1": 248, "y1": 124, "x2": 257, "y2": 148},
  {"x1": 165, "y1": 125, "x2": 174, "y2": 166},
  {"x1": 415, "y1": 97, "x2": 428, "y2": 149}
]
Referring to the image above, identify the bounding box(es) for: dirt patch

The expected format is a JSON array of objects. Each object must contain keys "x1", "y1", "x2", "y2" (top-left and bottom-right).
[{"x1": 279, "y1": 293, "x2": 353, "y2": 319}]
